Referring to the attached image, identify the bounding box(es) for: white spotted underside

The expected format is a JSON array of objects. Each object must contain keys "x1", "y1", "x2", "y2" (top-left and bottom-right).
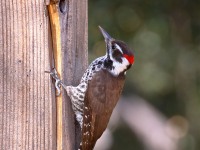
[{"x1": 65, "y1": 56, "x2": 106, "y2": 128}]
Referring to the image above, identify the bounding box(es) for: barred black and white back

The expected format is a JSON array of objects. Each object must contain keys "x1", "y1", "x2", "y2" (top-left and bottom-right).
[{"x1": 64, "y1": 56, "x2": 106, "y2": 128}]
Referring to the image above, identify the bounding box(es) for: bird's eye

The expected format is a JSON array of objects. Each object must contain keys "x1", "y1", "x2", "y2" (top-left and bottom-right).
[
  {"x1": 113, "y1": 50, "x2": 122, "y2": 58},
  {"x1": 112, "y1": 45, "x2": 115, "y2": 50}
]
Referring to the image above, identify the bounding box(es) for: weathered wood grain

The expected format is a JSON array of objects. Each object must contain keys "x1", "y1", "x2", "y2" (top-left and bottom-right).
[
  {"x1": 59, "y1": 0, "x2": 88, "y2": 149},
  {"x1": 0, "y1": 0, "x2": 57, "y2": 149},
  {"x1": 0, "y1": 0, "x2": 88, "y2": 150},
  {"x1": 48, "y1": 0, "x2": 88, "y2": 149},
  {"x1": 60, "y1": 0, "x2": 88, "y2": 150}
]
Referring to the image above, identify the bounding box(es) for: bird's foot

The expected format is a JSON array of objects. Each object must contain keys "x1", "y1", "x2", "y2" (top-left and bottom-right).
[{"x1": 45, "y1": 68, "x2": 62, "y2": 96}]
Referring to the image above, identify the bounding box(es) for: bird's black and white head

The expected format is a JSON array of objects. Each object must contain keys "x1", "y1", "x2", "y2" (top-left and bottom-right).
[{"x1": 99, "y1": 26, "x2": 134, "y2": 76}]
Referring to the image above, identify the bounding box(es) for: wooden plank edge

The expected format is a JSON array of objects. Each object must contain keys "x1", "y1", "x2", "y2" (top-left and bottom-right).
[{"x1": 47, "y1": 3, "x2": 62, "y2": 150}]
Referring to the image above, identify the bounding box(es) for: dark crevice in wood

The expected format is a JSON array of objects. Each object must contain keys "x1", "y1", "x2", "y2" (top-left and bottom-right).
[{"x1": 59, "y1": 0, "x2": 68, "y2": 14}]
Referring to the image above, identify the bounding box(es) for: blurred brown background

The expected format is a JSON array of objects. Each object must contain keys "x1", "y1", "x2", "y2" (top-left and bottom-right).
[{"x1": 88, "y1": 0, "x2": 200, "y2": 150}]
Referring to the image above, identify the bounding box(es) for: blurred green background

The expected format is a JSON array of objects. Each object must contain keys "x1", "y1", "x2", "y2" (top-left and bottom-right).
[{"x1": 88, "y1": 0, "x2": 200, "y2": 150}]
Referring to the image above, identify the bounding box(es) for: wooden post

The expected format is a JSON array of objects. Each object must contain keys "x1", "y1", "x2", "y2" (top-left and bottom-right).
[
  {"x1": 0, "y1": 0, "x2": 88, "y2": 149},
  {"x1": 0, "y1": 0, "x2": 57, "y2": 149}
]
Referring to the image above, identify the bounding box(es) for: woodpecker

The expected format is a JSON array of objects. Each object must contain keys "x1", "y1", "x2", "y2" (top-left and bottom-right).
[{"x1": 50, "y1": 26, "x2": 134, "y2": 150}]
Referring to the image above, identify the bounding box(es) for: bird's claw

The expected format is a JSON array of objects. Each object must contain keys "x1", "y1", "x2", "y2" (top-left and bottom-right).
[{"x1": 46, "y1": 68, "x2": 62, "y2": 96}]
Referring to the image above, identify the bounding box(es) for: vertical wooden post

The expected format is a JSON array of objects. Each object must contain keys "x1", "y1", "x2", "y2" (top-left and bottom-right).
[
  {"x1": 60, "y1": 1, "x2": 88, "y2": 149},
  {"x1": 0, "y1": 0, "x2": 88, "y2": 149},
  {"x1": 0, "y1": 0, "x2": 57, "y2": 149},
  {"x1": 48, "y1": 0, "x2": 88, "y2": 149}
]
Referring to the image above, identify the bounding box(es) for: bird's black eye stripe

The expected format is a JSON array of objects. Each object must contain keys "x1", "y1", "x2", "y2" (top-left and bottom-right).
[{"x1": 112, "y1": 49, "x2": 123, "y2": 63}]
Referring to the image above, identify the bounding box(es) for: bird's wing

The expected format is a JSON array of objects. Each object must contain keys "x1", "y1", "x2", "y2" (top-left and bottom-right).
[{"x1": 80, "y1": 70, "x2": 125, "y2": 150}]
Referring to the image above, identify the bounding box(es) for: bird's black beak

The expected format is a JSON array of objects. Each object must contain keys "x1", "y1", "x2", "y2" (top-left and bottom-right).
[{"x1": 98, "y1": 26, "x2": 112, "y2": 42}]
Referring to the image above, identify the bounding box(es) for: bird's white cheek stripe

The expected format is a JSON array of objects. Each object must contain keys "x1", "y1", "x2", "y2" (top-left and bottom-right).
[{"x1": 115, "y1": 44, "x2": 123, "y2": 54}]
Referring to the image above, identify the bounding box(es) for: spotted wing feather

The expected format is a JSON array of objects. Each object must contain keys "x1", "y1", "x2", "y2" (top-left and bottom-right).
[{"x1": 80, "y1": 69, "x2": 125, "y2": 150}]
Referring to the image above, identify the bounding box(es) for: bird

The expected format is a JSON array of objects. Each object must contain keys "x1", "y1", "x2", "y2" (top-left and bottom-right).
[{"x1": 50, "y1": 26, "x2": 134, "y2": 150}]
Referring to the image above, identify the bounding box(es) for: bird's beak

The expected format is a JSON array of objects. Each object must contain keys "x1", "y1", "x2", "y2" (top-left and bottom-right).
[{"x1": 99, "y1": 26, "x2": 112, "y2": 42}]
